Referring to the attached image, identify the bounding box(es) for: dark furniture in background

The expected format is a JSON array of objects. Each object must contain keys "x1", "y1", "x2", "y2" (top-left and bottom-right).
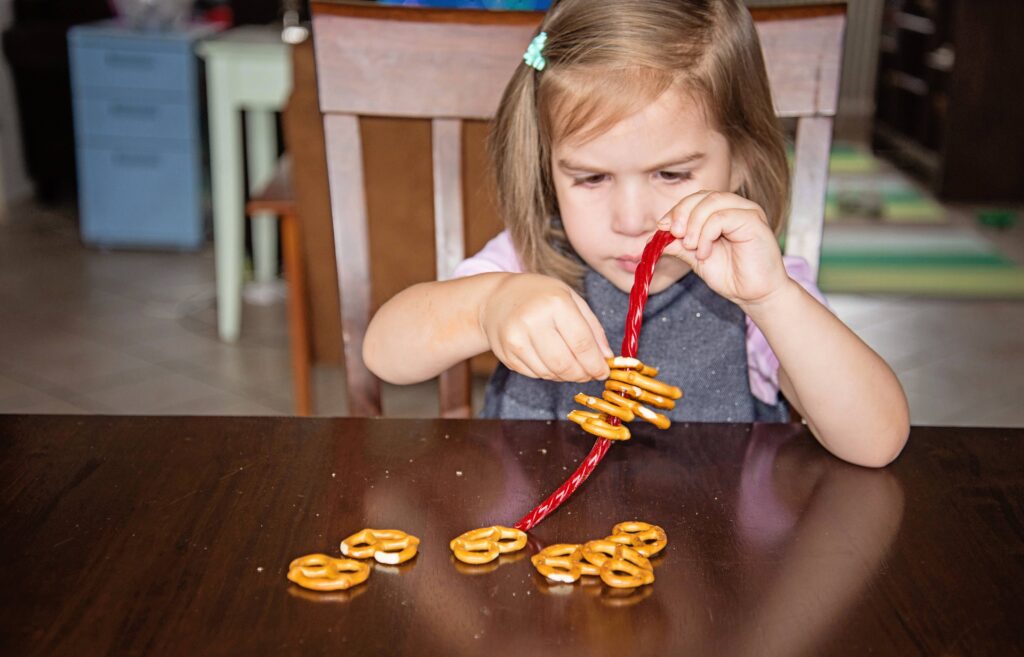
[
  {"x1": 873, "y1": 0, "x2": 1024, "y2": 202},
  {"x1": 1, "y1": 0, "x2": 113, "y2": 201},
  {"x1": 0, "y1": 0, "x2": 306, "y2": 204},
  {"x1": 1, "y1": 414, "x2": 1022, "y2": 656}
]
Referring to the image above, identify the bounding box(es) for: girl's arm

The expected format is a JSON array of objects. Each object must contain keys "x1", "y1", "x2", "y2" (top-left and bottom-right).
[
  {"x1": 661, "y1": 190, "x2": 909, "y2": 467},
  {"x1": 363, "y1": 272, "x2": 612, "y2": 385},
  {"x1": 741, "y1": 281, "x2": 910, "y2": 468},
  {"x1": 363, "y1": 273, "x2": 507, "y2": 384}
]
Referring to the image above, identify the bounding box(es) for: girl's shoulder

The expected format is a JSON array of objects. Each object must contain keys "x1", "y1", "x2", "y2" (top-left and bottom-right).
[{"x1": 451, "y1": 230, "x2": 524, "y2": 279}]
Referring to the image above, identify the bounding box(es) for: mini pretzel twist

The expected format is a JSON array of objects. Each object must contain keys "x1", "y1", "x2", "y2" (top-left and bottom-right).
[
  {"x1": 568, "y1": 357, "x2": 682, "y2": 440},
  {"x1": 340, "y1": 528, "x2": 421, "y2": 565},
  {"x1": 530, "y1": 544, "x2": 601, "y2": 583},
  {"x1": 581, "y1": 540, "x2": 655, "y2": 588},
  {"x1": 450, "y1": 526, "x2": 528, "y2": 564},
  {"x1": 287, "y1": 553, "x2": 371, "y2": 591},
  {"x1": 606, "y1": 521, "x2": 668, "y2": 557}
]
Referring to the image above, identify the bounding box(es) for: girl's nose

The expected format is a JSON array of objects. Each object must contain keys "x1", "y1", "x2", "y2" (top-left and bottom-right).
[{"x1": 610, "y1": 184, "x2": 657, "y2": 236}]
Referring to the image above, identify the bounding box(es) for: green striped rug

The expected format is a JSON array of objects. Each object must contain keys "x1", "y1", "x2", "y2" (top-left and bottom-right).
[{"x1": 817, "y1": 228, "x2": 1024, "y2": 298}]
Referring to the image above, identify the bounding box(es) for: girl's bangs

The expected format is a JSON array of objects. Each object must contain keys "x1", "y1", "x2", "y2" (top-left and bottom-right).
[{"x1": 542, "y1": 67, "x2": 677, "y2": 146}]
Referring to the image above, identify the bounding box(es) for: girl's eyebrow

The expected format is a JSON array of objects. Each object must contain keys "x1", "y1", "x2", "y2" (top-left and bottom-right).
[
  {"x1": 644, "y1": 152, "x2": 706, "y2": 171},
  {"x1": 557, "y1": 152, "x2": 705, "y2": 174}
]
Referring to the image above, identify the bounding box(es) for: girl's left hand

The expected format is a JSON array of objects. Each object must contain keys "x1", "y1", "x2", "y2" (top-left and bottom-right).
[{"x1": 659, "y1": 190, "x2": 789, "y2": 306}]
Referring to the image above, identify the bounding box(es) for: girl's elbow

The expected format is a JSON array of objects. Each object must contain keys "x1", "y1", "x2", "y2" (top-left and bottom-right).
[{"x1": 858, "y1": 419, "x2": 910, "y2": 469}]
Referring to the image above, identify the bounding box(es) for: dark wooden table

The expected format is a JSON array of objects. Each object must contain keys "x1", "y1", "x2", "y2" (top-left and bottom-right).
[{"x1": 1, "y1": 415, "x2": 1021, "y2": 656}]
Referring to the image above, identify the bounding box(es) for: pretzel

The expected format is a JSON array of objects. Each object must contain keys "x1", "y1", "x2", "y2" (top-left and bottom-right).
[
  {"x1": 607, "y1": 368, "x2": 682, "y2": 400},
  {"x1": 567, "y1": 410, "x2": 632, "y2": 441},
  {"x1": 573, "y1": 393, "x2": 634, "y2": 423},
  {"x1": 605, "y1": 379, "x2": 676, "y2": 410},
  {"x1": 599, "y1": 556, "x2": 656, "y2": 588},
  {"x1": 601, "y1": 390, "x2": 670, "y2": 430},
  {"x1": 340, "y1": 528, "x2": 420, "y2": 565},
  {"x1": 450, "y1": 526, "x2": 527, "y2": 564},
  {"x1": 607, "y1": 521, "x2": 668, "y2": 557},
  {"x1": 581, "y1": 540, "x2": 655, "y2": 588},
  {"x1": 581, "y1": 540, "x2": 654, "y2": 571},
  {"x1": 530, "y1": 544, "x2": 601, "y2": 583},
  {"x1": 287, "y1": 553, "x2": 371, "y2": 591},
  {"x1": 606, "y1": 356, "x2": 659, "y2": 377}
]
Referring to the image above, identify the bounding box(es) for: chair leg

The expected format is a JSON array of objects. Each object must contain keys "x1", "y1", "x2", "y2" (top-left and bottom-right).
[{"x1": 281, "y1": 213, "x2": 313, "y2": 416}]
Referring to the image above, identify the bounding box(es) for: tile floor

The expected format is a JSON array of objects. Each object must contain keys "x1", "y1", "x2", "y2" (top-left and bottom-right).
[{"x1": 1, "y1": 192, "x2": 1022, "y2": 427}]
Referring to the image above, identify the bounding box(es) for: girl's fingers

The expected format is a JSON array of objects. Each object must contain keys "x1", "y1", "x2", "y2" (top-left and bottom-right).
[
  {"x1": 658, "y1": 190, "x2": 713, "y2": 238},
  {"x1": 529, "y1": 330, "x2": 587, "y2": 382},
  {"x1": 554, "y1": 306, "x2": 611, "y2": 381},
  {"x1": 495, "y1": 330, "x2": 544, "y2": 378},
  {"x1": 570, "y1": 291, "x2": 614, "y2": 356},
  {"x1": 501, "y1": 349, "x2": 542, "y2": 380},
  {"x1": 684, "y1": 192, "x2": 763, "y2": 251},
  {"x1": 661, "y1": 237, "x2": 699, "y2": 268},
  {"x1": 694, "y1": 209, "x2": 754, "y2": 260}
]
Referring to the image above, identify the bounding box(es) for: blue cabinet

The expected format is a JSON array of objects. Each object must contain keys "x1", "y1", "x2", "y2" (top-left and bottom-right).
[{"x1": 69, "y1": 22, "x2": 217, "y2": 250}]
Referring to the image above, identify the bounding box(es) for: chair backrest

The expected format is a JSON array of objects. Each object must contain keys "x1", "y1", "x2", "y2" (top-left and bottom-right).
[{"x1": 310, "y1": 1, "x2": 845, "y2": 417}]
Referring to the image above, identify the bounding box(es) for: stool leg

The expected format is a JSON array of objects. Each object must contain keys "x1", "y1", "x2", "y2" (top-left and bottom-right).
[{"x1": 281, "y1": 213, "x2": 313, "y2": 416}]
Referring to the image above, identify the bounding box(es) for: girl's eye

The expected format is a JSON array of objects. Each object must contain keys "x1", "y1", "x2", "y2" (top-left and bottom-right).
[
  {"x1": 573, "y1": 174, "x2": 607, "y2": 187},
  {"x1": 657, "y1": 171, "x2": 692, "y2": 183}
]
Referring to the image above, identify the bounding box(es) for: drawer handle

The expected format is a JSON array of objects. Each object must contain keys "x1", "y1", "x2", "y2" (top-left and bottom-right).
[
  {"x1": 104, "y1": 52, "x2": 156, "y2": 69},
  {"x1": 113, "y1": 152, "x2": 161, "y2": 168},
  {"x1": 109, "y1": 104, "x2": 159, "y2": 119}
]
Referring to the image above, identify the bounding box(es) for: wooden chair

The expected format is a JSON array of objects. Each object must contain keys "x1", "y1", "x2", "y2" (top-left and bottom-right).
[
  {"x1": 245, "y1": 157, "x2": 312, "y2": 415},
  {"x1": 309, "y1": 1, "x2": 845, "y2": 417}
]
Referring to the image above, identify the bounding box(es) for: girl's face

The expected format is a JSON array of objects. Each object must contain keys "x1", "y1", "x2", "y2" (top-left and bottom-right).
[{"x1": 551, "y1": 89, "x2": 742, "y2": 294}]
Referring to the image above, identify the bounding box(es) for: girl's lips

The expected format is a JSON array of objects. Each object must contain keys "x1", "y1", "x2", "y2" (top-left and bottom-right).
[{"x1": 615, "y1": 256, "x2": 642, "y2": 273}]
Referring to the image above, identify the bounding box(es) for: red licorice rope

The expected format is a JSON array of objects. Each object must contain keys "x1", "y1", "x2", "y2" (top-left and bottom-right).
[{"x1": 513, "y1": 230, "x2": 676, "y2": 531}]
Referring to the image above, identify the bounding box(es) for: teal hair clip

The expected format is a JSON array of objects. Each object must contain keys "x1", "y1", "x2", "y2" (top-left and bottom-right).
[{"x1": 523, "y1": 32, "x2": 548, "y2": 71}]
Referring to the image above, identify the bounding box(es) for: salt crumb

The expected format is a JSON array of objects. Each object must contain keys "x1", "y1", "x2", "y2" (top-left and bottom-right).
[
  {"x1": 256, "y1": 567, "x2": 264, "y2": 572},
  {"x1": 332, "y1": 473, "x2": 336, "y2": 478},
  {"x1": 409, "y1": 459, "x2": 414, "y2": 463},
  {"x1": 456, "y1": 471, "x2": 463, "y2": 477},
  {"x1": 540, "y1": 448, "x2": 547, "y2": 455},
  {"x1": 696, "y1": 312, "x2": 702, "y2": 318}
]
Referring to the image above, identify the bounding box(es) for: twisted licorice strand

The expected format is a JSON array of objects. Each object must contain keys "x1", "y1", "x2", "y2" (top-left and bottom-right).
[{"x1": 513, "y1": 231, "x2": 679, "y2": 532}]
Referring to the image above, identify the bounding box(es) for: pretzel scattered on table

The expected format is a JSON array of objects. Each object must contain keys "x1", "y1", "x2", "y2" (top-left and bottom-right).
[
  {"x1": 287, "y1": 553, "x2": 371, "y2": 591},
  {"x1": 606, "y1": 521, "x2": 668, "y2": 558},
  {"x1": 529, "y1": 521, "x2": 667, "y2": 589},
  {"x1": 340, "y1": 528, "x2": 421, "y2": 565},
  {"x1": 450, "y1": 526, "x2": 528, "y2": 564}
]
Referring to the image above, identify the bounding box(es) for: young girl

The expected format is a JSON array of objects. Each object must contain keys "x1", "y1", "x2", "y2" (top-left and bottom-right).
[{"x1": 363, "y1": 0, "x2": 910, "y2": 468}]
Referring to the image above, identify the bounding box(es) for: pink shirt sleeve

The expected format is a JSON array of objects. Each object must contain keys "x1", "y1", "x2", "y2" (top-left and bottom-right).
[
  {"x1": 746, "y1": 256, "x2": 829, "y2": 405},
  {"x1": 452, "y1": 231, "x2": 826, "y2": 406},
  {"x1": 451, "y1": 231, "x2": 523, "y2": 278}
]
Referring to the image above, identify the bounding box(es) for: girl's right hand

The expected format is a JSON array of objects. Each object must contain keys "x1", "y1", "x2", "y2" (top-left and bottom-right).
[{"x1": 480, "y1": 273, "x2": 613, "y2": 382}]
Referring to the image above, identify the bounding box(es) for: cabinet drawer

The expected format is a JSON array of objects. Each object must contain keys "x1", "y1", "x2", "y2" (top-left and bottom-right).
[
  {"x1": 77, "y1": 144, "x2": 202, "y2": 249},
  {"x1": 71, "y1": 45, "x2": 190, "y2": 94},
  {"x1": 76, "y1": 96, "x2": 193, "y2": 141}
]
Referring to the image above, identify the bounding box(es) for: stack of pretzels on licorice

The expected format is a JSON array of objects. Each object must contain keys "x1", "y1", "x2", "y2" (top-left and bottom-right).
[{"x1": 568, "y1": 356, "x2": 682, "y2": 441}]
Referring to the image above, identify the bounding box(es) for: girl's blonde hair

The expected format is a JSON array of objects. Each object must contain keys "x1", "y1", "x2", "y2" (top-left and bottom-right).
[{"x1": 491, "y1": 0, "x2": 789, "y2": 289}]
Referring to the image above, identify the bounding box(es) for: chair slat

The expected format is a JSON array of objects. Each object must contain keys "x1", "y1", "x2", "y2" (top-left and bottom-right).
[
  {"x1": 757, "y1": 14, "x2": 844, "y2": 117},
  {"x1": 432, "y1": 119, "x2": 466, "y2": 282},
  {"x1": 786, "y1": 116, "x2": 834, "y2": 279},
  {"x1": 323, "y1": 113, "x2": 382, "y2": 416},
  {"x1": 312, "y1": 14, "x2": 534, "y2": 119}
]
